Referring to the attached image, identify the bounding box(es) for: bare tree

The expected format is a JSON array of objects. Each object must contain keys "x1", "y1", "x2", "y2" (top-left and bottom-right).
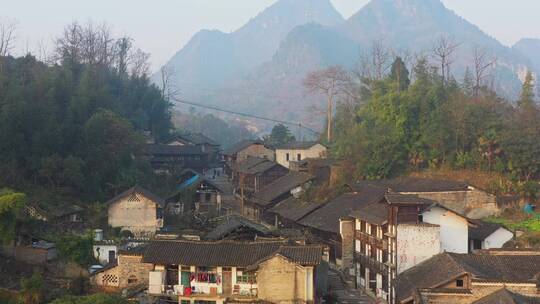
[
  {"x1": 0, "y1": 18, "x2": 17, "y2": 57},
  {"x1": 304, "y1": 66, "x2": 350, "y2": 142},
  {"x1": 472, "y1": 46, "x2": 496, "y2": 96},
  {"x1": 432, "y1": 35, "x2": 460, "y2": 84},
  {"x1": 55, "y1": 21, "x2": 83, "y2": 65},
  {"x1": 358, "y1": 41, "x2": 392, "y2": 81},
  {"x1": 129, "y1": 48, "x2": 150, "y2": 78},
  {"x1": 115, "y1": 36, "x2": 132, "y2": 75},
  {"x1": 160, "y1": 65, "x2": 181, "y2": 101}
]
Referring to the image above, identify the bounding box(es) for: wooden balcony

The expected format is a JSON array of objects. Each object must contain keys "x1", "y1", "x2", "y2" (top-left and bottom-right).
[
  {"x1": 356, "y1": 231, "x2": 388, "y2": 249},
  {"x1": 356, "y1": 252, "x2": 388, "y2": 274}
]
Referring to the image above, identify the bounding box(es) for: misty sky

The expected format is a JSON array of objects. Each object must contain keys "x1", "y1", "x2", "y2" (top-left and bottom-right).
[{"x1": 3, "y1": 0, "x2": 540, "y2": 72}]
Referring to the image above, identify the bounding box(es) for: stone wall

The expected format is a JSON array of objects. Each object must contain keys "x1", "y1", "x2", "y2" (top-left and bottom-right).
[
  {"x1": 257, "y1": 255, "x2": 313, "y2": 303},
  {"x1": 412, "y1": 188, "x2": 499, "y2": 219},
  {"x1": 1, "y1": 245, "x2": 56, "y2": 265}
]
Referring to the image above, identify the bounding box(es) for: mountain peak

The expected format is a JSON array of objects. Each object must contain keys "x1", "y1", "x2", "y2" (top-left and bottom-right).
[{"x1": 238, "y1": 0, "x2": 343, "y2": 34}]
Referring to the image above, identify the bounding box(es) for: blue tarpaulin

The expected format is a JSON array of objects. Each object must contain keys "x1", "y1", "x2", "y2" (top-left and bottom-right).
[{"x1": 177, "y1": 174, "x2": 200, "y2": 190}]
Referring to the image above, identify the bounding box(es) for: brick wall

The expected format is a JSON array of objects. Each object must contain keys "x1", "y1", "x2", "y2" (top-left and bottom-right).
[{"x1": 91, "y1": 254, "x2": 153, "y2": 289}]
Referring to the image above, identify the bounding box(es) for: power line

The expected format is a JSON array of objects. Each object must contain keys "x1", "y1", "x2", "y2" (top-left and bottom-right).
[{"x1": 172, "y1": 97, "x2": 320, "y2": 135}]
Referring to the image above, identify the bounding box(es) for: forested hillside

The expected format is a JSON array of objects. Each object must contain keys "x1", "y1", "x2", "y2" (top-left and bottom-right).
[
  {"x1": 0, "y1": 23, "x2": 172, "y2": 201},
  {"x1": 332, "y1": 57, "x2": 540, "y2": 196}
]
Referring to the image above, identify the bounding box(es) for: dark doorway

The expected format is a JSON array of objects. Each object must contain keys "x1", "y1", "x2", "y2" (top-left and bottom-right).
[{"x1": 108, "y1": 250, "x2": 116, "y2": 263}]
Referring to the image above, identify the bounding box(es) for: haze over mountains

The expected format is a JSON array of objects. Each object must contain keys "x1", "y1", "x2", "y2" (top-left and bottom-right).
[{"x1": 155, "y1": 0, "x2": 540, "y2": 129}]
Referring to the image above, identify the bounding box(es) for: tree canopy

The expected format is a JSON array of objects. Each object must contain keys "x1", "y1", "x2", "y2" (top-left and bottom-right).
[
  {"x1": 0, "y1": 188, "x2": 25, "y2": 244},
  {"x1": 332, "y1": 57, "x2": 540, "y2": 190},
  {"x1": 263, "y1": 124, "x2": 296, "y2": 147},
  {"x1": 0, "y1": 22, "x2": 172, "y2": 201}
]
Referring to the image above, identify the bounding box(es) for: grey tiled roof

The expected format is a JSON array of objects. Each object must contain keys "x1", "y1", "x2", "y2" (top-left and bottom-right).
[
  {"x1": 275, "y1": 141, "x2": 323, "y2": 150},
  {"x1": 145, "y1": 144, "x2": 204, "y2": 155},
  {"x1": 236, "y1": 157, "x2": 284, "y2": 175},
  {"x1": 223, "y1": 140, "x2": 265, "y2": 156},
  {"x1": 469, "y1": 220, "x2": 509, "y2": 240},
  {"x1": 254, "y1": 172, "x2": 315, "y2": 205},
  {"x1": 268, "y1": 197, "x2": 325, "y2": 222},
  {"x1": 299, "y1": 185, "x2": 387, "y2": 233},
  {"x1": 350, "y1": 202, "x2": 389, "y2": 225},
  {"x1": 472, "y1": 288, "x2": 540, "y2": 304},
  {"x1": 396, "y1": 251, "x2": 540, "y2": 302},
  {"x1": 142, "y1": 240, "x2": 322, "y2": 267},
  {"x1": 205, "y1": 216, "x2": 272, "y2": 240}
]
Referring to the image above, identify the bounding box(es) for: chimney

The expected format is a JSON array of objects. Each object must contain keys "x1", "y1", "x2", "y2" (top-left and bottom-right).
[{"x1": 339, "y1": 216, "x2": 355, "y2": 276}]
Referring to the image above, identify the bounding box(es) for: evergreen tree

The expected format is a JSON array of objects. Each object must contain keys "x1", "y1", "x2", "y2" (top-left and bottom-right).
[
  {"x1": 263, "y1": 124, "x2": 296, "y2": 147},
  {"x1": 462, "y1": 67, "x2": 474, "y2": 97},
  {"x1": 519, "y1": 71, "x2": 535, "y2": 108},
  {"x1": 390, "y1": 57, "x2": 410, "y2": 91}
]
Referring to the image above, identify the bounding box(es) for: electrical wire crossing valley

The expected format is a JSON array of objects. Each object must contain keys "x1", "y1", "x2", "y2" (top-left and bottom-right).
[{"x1": 172, "y1": 97, "x2": 321, "y2": 135}]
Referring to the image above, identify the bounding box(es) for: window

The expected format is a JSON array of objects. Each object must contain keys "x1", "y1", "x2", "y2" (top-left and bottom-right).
[
  {"x1": 472, "y1": 239, "x2": 482, "y2": 250},
  {"x1": 418, "y1": 214, "x2": 424, "y2": 222},
  {"x1": 128, "y1": 275, "x2": 138, "y2": 284},
  {"x1": 286, "y1": 153, "x2": 290, "y2": 161},
  {"x1": 236, "y1": 270, "x2": 257, "y2": 284},
  {"x1": 456, "y1": 279, "x2": 464, "y2": 287},
  {"x1": 297, "y1": 153, "x2": 301, "y2": 161}
]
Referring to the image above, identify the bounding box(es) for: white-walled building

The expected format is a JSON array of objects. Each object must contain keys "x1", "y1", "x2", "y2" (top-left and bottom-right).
[
  {"x1": 340, "y1": 193, "x2": 471, "y2": 303},
  {"x1": 469, "y1": 220, "x2": 513, "y2": 251},
  {"x1": 275, "y1": 141, "x2": 327, "y2": 169},
  {"x1": 107, "y1": 186, "x2": 165, "y2": 237}
]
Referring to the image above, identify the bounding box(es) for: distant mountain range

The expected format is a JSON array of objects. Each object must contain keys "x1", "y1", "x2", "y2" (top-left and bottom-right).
[{"x1": 155, "y1": 0, "x2": 540, "y2": 130}]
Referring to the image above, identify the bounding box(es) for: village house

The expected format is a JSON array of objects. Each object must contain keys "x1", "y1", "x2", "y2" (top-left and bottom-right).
[
  {"x1": 232, "y1": 157, "x2": 288, "y2": 196},
  {"x1": 91, "y1": 246, "x2": 153, "y2": 291},
  {"x1": 267, "y1": 197, "x2": 326, "y2": 230},
  {"x1": 223, "y1": 140, "x2": 274, "y2": 177},
  {"x1": 145, "y1": 144, "x2": 209, "y2": 174},
  {"x1": 289, "y1": 158, "x2": 342, "y2": 185},
  {"x1": 468, "y1": 220, "x2": 514, "y2": 252},
  {"x1": 204, "y1": 215, "x2": 273, "y2": 241},
  {"x1": 167, "y1": 169, "x2": 224, "y2": 215},
  {"x1": 143, "y1": 240, "x2": 327, "y2": 304},
  {"x1": 107, "y1": 186, "x2": 165, "y2": 237},
  {"x1": 340, "y1": 193, "x2": 472, "y2": 303},
  {"x1": 275, "y1": 141, "x2": 327, "y2": 169},
  {"x1": 244, "y1": 171, "x2": 315, "y2": 222},
  {"x1": 298, "y1": 184, "x2": 387, "y2": 264},
  {"x1": 348, "y1": 177, "x2": 500, "y2": 219},
  {"x1": 25, "y1": 202, "x2": 84, "y2": 224},
  {"x1": 1, "y1": 238, "x2": 57, "y2": 265},
  {"x1": 395, "y1": 249, "x2": 540, "y2": 304},
  {"x1": 165, "y1": 132, "x2": 221, "y2": 166}
]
